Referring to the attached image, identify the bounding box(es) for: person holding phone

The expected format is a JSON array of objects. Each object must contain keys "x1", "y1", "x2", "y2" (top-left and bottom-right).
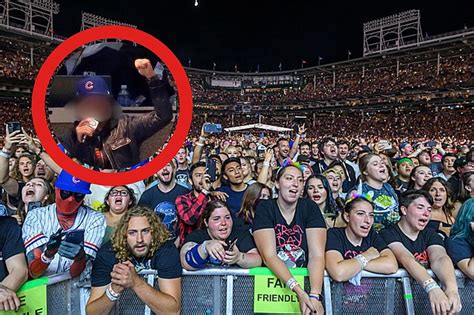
[
  {"x1": 175, "y1": 162, "x2": 211, "y2": 246},
  {"x1": 180, "y1": 200, "x2": 261, "y2": 270},
  {"x1": 59, "y1": 59, "x2": 173, "y2": 170},
  {"x1": 22, "y1": 170, "x2": 106, "y2": 279}
]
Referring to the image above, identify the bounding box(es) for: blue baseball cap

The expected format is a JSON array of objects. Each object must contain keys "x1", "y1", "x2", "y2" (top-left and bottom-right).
[
  {"x1": 55, "y1": 170, "x2": 92, "y2": 194},
  {"x1": 75, "y1": 76, "x2": 112, "y2": 97}
]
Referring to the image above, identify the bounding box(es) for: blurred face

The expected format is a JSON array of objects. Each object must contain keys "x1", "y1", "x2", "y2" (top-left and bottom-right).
[
  {"x1": 76, "y1": 95, "x2": 113, "y2": 122},
  {"x1": 419, "y1": 152, "x2": 431, "y2": 166},
  {"x1": 126, "y1": 216, "x2": 152, "y2": 258},
  {"x1": 18, "y1": 156, "x2": 34, "y2": 177},
  {"x1": 365, "y1": 155, "x2": 388, "y2": 183},
  {"x1": 461, "y1": 161, "x2": 474, "y2": 174},
  {"x1": 306, "y1": 177, "x2": 327, "y2": 206},
  {"x1": 276, "y1": 166, "x2": 304, "y2": 204},
  {"x1": 443, "y1": 156, "x2": 456, "y2": 173},
  {"x1": 191, "y1": 166, "x2": 207, "y2": 192},
  {"x1": 402, "y1": 144, "x2": 413, "y2": 155},
  {"x1": 22, "y1": 178, "x2": 48, "y2": 204},
  {"x1": 240, "y1": 158, "x2": 251, "y2": 178},
  {"x1": 278, "y1": 140, "x2": 290, "y2": 158},
  {"x1": 428, "y1": 181, "x2": 447, "y2": 210},
  {"x1": 14, "y1": 147, "x2": 25, "y2": 158},
  {"x1": 338, "y1": 144, "x2": 349, "y2": 160},
  {"x1": 260, "y1": 187, "x2": 271, "y2": 200},
  {"x1": 465, "y1": 175, "x2": 474, "y2": 197},
  {"x1": 224, "y1": 161, "x2": 243, "y2": 185},
  {"x1": 34, "y1": 159, "x2": 54, "y2": 181},
  {"x1": 107, "y1": 186, "x2": 132, "y2": 214},
  {"x1": 325, "y1": 171, "x2": 342, "y2": 194},
  {"x1": 226, "y1": 146, "x2": 239, "y2": 158},
  {"x1": 398, "y1": 161, "x2": 414, "y2": 178},
  {"x1": 311, "y1": 143, "x2": 319, "y2": 157},
  {"x1": 249, "y1": 142, "x2": 257, "y2": 150},
  {"x1": 302, "y1": 164, "x2": 312, "y2": 182},
  {"x1": 8, "y1": 158, "x2": 16, "y2": 173},
  {"x1": 300, "y1": 144, "x2": 310, "y2": 157},
  {"x1": 411, "y1": 158, "x2": 419, "y2": 167},
  {"x1": 249, "y1": 157, "x2": 256, "y2": 171},
  {"x1": 412, "y1": 166, "x2": 433, "y2": 189},
  {"x1": 344, "y1": 200, "x2": 374, "y2": 238},
  {"x1": 176, "y1": 148, "x2": 187, "y2": 164},
  {"x1": 157, "y1": 162, "x2": 175, "y2": 185},
  {"x1": 323, "y1": 141, "x2": 338, "y2": 160},
  {"x1": 205, "y1": 207, "x2": 233, "y2": 241},
  {"x1": 401, "y1": 197, "x2": 432, "y2": 231}
]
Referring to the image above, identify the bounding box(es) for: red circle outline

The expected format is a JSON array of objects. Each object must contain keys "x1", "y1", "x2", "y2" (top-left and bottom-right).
[{"x1": 32, "y1": 26, "x2": 193, "y2": 185}]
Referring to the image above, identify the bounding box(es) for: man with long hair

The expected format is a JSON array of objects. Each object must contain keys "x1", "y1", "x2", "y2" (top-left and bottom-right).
[{"x1": 86, "y1": 206, "x2": 181, "y2": 315}]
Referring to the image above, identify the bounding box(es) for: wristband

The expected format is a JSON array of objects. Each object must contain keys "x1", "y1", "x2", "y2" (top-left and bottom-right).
[
  {"x1": 286, "y1": 277, "x2": 299, "y2": 291},
  {"x1": 355, "y1": 254, "x2": 369, "y2": 269},
  {"x1": 196, "y1": 142, "x2": 204, "y2": 147},
  {"x1": 422, "y1": 278, "x2": 435, "y2": 289},
  {"x1": 309, "y1": 294, "x2": 323, "y2": 302},
  {"x1": 424, "y1": 282, "x2": 440, "y2": 294},
  {"x1": 2, "y1": 147, "x2": 11, "y2": 154},
  {"x1": 40, "y1": 252, "x2": 53, "y2": 264},
  {"x1": 185, "y1": 244, "x2": 208, "y2": 269},
  {"x1": 105, "y1": 286, "x2": 120, "y2": 302}
]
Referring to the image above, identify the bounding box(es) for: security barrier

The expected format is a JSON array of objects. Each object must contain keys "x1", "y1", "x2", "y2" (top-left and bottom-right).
[{"x1": 44, "y1": 268, "x2": 473, "y2": 315}]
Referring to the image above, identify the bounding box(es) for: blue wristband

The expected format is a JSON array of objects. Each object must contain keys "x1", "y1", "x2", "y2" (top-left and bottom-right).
[{"x1": 185, "y1": 244, "x2": 208, "y2": 269}]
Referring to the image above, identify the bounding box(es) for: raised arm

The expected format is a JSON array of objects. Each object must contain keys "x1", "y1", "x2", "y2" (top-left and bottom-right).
[
  {"x1": 289, "y1": 124, "x2": 306, "y2": 159},
  {"x1": 257, "y1": 149, "x2": 273, "y2": 185},
  {"x1": 191, "y1": 124, "x2": 209, "y2": 164}
]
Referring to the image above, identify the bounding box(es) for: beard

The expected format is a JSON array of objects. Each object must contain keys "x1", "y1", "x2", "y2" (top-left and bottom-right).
[{"x1": 127, "y1": 242, "x2": 150, "y2": 258}]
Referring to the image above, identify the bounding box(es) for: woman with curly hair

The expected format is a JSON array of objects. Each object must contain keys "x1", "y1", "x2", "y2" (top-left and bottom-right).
[{"x1": 87, "y1": 206, "x2": 181, "y2": 315}]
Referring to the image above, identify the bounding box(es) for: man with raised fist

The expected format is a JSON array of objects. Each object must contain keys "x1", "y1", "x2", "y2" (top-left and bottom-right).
[{"x1": 60, "y1": 59, "x2": 174, "y2": 170}]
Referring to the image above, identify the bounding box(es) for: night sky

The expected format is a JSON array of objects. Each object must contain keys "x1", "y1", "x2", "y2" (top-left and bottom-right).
[{"x1": 54, "y1": 0, "x2": 474, "y2": 72}]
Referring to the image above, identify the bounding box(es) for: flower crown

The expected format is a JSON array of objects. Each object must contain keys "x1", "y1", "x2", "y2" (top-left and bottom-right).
[
  {"x1": 277, "y1": 158, "x2": 304, "y2": 176},
  {"x1": 345, "y1": 191, "x2": 373, "y2": 205}
]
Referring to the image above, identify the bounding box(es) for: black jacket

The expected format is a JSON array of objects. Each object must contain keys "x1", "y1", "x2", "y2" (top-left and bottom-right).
[{"x1": 60, "y1": 76, "x2": 173, "y2": 169}]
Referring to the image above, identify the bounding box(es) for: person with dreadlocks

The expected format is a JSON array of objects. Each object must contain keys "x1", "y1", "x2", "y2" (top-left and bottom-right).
[
  {"x1": 87, "y1": 206, "x2": 181, "y2": 315},
  {"x1": 22, "y1": 170, "x2": 106, "y2": 279}
]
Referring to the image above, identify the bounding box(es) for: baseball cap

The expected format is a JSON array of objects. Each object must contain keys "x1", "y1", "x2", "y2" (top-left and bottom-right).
[
  {"x1": 55, "y1": 170, "x2": 92, "y2": 194},
  {"x1": 75, "y1": 76, "x2": 112, "y2": 98},
  {"x1": 399, "y1": 142, "x2": 410, "y2": 150}
]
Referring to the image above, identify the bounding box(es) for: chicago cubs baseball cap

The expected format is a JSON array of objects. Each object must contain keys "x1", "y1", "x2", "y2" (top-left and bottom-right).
[
  {"x1": 76, "y1": 76, "x2": 112, "y2": 97},
  {"x1": 55, "y1": 170, "x2": 92, "y2": 194}
]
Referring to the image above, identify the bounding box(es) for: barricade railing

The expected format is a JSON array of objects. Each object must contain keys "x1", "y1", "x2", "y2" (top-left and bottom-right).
[{"x1": 43, "y1": 268, "x2": 473, "y2": 315}]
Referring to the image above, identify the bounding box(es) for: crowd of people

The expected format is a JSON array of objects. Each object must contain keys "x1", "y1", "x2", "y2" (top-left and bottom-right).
[
  {"x1": 191, "y1": 53, "x2": 473, "y2": 105},
  {"x1": 0, "y1": 40, "x2": 472, "y2": 315},
  {"x1": 0, "y1": 117, "x2": 473, "y2": 314},
  {"x1": 0, "y1": 50, "x2": 43, "y2": 81}
]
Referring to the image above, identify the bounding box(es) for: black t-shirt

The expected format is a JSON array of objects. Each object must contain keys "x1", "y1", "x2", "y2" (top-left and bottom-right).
[
  {"x1": 184, "y1": 228, "x2": 256, "y2": 254},
  {"x1": 252, "y1": 198, "x2": 326, "y2": 268},
  {"x1": 446, "y1": 236, "x2": 473, "y2": 265},
  {"x1": 91, "y1": 240, "x2": 182, "y2": 287},
  {"x1": 380, "y1": 224, "x2": 444, "y2": 268},
  {"x1": 326, "y1": 227, "x2": 388, "y2": 259},
  {"x1": 138, "y1": 183, "x2": 190, "y2": 239},
  {"x1": 175, "y1": 169, "x2": 190, "y2": 188},
  {"x1": 0, "y1": 216, "x2": 25, "y2": 281}
]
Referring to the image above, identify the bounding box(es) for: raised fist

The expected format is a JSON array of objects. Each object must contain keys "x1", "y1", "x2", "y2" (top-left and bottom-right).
[{"x1": 134, "y1": 59, "x2": 155, "y2": 79}]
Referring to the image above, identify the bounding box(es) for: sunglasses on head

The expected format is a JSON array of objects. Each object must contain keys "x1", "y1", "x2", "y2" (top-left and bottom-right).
[{"x1": 60, "y1": 190, "x2": 85, "y2": 202}]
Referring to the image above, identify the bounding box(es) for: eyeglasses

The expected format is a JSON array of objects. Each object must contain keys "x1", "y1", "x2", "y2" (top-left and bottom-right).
[
  {"x1": 110, "y1": 190, "x2": 129, "y2": 196},
  {"x1": 60, "y1": 190, "x2": 85, "y2": 202}
]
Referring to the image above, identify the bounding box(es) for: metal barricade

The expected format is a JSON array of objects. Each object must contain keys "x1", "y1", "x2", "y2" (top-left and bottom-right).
[{"x1": 45, "y1": 268, "x2": 473, "y2": 315}]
